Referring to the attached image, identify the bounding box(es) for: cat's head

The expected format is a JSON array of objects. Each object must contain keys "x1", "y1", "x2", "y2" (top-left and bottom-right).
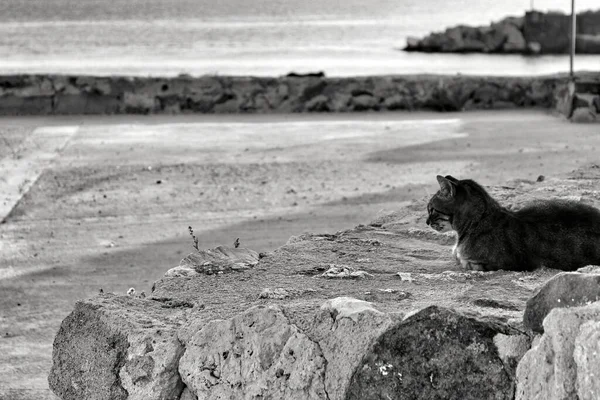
[
  {"x1": 426, "y1": 175, "x2": 494, "y2": 232},
  {"x1": 426, "y1": 175, "x2": 458, "y2": 232}
]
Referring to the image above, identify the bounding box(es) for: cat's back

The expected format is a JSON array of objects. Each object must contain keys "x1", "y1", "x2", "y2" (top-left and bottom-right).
[{"x1": 515, "y1": 199, "x2": 600, "y2": 227}]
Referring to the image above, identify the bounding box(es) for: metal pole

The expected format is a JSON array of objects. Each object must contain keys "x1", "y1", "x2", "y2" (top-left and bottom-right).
[{"x1": 570, "y1": 0, "x2": 576, "y2": 78}]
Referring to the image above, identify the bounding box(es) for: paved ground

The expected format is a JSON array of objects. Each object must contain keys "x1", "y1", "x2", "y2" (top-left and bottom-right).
[{"x1": 0, "y1": 110, "x2": 599, "y2": 399}]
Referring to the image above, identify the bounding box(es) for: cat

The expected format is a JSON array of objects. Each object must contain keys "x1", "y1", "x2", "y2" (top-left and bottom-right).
[{"x1": 426, "y1": 175, "x2": 600, "y2": 272}]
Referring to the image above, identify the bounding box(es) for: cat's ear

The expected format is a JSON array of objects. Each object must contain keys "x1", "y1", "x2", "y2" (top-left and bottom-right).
[
  {"x1": 445, "y1": 175, "x2": 459, "y2": 183},
  {"x1": 436, "y1": 175, "x2": 456, "y2": 197}
]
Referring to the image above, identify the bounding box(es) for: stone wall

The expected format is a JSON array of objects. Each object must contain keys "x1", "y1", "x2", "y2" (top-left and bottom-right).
[{"x1": 0, "y1": 74, "x2": 573, "y2": 116}]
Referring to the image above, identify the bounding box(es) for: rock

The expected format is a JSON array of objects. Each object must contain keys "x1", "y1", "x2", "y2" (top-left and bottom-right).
[
  {"x1": 494, "y1": 333, "x2": 532, "y2": 375},
  {"x1": 523, "y1": 272, "x2": 600, "y2": 333},
  {"x1": 258, "y1": 288, "x2": 291, "y2": 299},
  {"x1": 48, "y1": 294, "x2": 187, "y2": 400},
  {"x1": 574, "y1": 320, "x2": 600, "y2": 400},
  {"x1": 166, "y1": 246, "x2": 259, "y2": 277},
  {"x1": 501, "y1": 23, "x2": 527, "y2": 52},
  {"x1": 405, "y1": 36, "x2": 420, "y2": 49},
  {"x1": 178, "y1": 305, "x2": 328, "y2": 400},
  {"x1": 179, "y1": 387, "x2": 198, "y2": 400},
  {"x1": 347, "y1": 306, "x2": 516, "y2": 400},
  {"x1": 482, "y1": 26, "x2": 507, "y2": 53},
  {"x1": 0, "y1": 96, "x2": 54, "y2": 116},
  {"x1": 382, "y1": 94, "x2": 409, "y2": 110},
  {"x1": 527, "y1": 41, "x2": 542, "y2": 54},
  {"x1": 571, "y1": 107, "x2": 597, "y2": 123},
  {"x1": 328, "y1": 93, "x2": 352, "y2": 111},
  {"x1": 516, "y1": 302, "x2": 600, "y2": 400},
  {"x1": 351, "y1": 94, "x2": 379, "y2": 111},
  {"x1": 123, "y1": 92, "x2": 159, "y2": 113},
  {"x1": 321, "y1": 265, "x2": 373, "y2": 279},
  {"x1": 577, "y1": 34, "x2": 600, "y2": 54},
  {"x1": 573, "y1": 93, "x2": 596, "y2": 108},
  {"x1": 309, "y1": 297, "x2": 394, "y2": 400},
  {"x1": 578, "y1": 265, "x2": 600, "y2": 274},
  {"x1": 304, "y1": 94, "x2": 330, "y2": 112}
]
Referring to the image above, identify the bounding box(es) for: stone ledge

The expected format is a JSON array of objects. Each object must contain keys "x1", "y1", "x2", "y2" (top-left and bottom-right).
[{"x1": 49, "y1": 164, "x2": 600, "y2": 399}]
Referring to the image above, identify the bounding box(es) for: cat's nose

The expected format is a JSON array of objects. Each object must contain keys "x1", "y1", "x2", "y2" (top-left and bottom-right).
[{"x1": 426, "y1": 217, "x2": 431, "y2": 225}]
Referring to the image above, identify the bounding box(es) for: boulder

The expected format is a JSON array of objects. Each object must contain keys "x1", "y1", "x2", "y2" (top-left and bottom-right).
[
  {"x1": 351, "y1": 94, "x2": 379, "y2": 111},
  {"x1": 179, "y1": 305, "x2": 328, "y2": 400},
  {"x1": 516, "y1": 302, "x2": 600, "y2": 400},
  {"x1": 527, "y1": 41, "x2": 542, "y2": 54},
  {"x1": 523, "y1": 272, "x2": 600, "y2": 333},
  {"x1": 501, "y1": 23, "x2": 527, "y2": 52},
  {"x1": 309, "y1": 297, "x2": 394, "y2": 400},
  {"x1": 571, "y1": 107, "x2": 597, "y2": 123},
  {"x1": 347, "y1": 306, "x2": 517, "y2": 400},
  {"x1": 304, "y1": 94, "x2": 330, "y2": 112},
  {"x1": 574, "y1": 320, "x2": 600, "y2": 400},
  {"x1": 405, "y1": 36, "x2": 421, "y2": 49},
  {"x1": 123, "y1": 92, "x2": 159, "y2": 114},
  {"x1": 48, "y1": 295, "x2": 189, "y2": 400},
  {"x1": 576, "y1": 34, "x2": 600, "y2": 54}
]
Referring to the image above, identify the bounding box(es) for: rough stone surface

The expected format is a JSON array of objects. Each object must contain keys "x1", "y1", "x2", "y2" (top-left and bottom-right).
[
  {"x1": 309, "y1": 298, "x2": 394, "y2": 400},
  {"x1": 571, "y1": 107, "x2": 598, "y2": 123},
  {"x1": 165, "y1": 246, "x2": 259, "y2": 277},
  {"x1": 523, "y1": 272, "x2": 600, "y2": 333},
  {"x1": 0, "y1": 73, "x2": 593, "y2": 116},
  {"x1": 48, "y1": 295, "x2": 190, "y2": 400},
  {"x1": 516, "y1": 302, "x2": 600, "y2": 400},
  {"x1": 574, "y1": 320, "x2": 600, "y2": 400},
  {"x1": 178, "y1": 305, "x2": 328, "y2": 400},
  {"x1": 179, "y1": 387, "x2": 198, "y2": 400},
  {"x1": 50, "y1": 164, "x2": 600, "y2": 400},
  {"x1": 347, "y1": 306, "x2": 516, "y2": 400}
]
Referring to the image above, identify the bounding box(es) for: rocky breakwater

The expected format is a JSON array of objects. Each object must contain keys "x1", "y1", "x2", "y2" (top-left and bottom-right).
[
  {"x1": 405, "y1": 10, "x2": 600, "y2": 54},
  {"x1": 0, "y1": 74, "x2": 569, "y2": 116},
  {"x1": 405, "y1": 16, "x2": 529, "y2": 54},
  {"x1": 404, "y1": 17, "x2": 528, "y2": 53},
  {"x1": 48, "y1": 163, "x2": 600, "y2": 400}
]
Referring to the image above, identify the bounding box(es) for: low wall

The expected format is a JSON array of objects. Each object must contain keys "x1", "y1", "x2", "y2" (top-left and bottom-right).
[{"x1": 0, "y1": 74, "x2": 574, "y2": 116}]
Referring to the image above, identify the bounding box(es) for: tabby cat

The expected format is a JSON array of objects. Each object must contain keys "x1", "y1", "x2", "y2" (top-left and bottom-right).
[{"x1": 426, "y1": 175, "x2": 600, "y2": 271}]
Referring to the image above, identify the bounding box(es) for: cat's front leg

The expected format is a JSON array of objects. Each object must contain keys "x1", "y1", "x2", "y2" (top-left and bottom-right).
[
  {"x1": 456, "y1": 250, "x2": 486, "y2": 271},
  {"x1": 465, "y1": 261, "x2": 487, "y2": 271}
]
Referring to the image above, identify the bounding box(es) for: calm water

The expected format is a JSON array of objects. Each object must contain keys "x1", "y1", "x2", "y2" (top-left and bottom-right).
[{"x1": 0, "y1": 0, "x2": 598, "y2": 77}]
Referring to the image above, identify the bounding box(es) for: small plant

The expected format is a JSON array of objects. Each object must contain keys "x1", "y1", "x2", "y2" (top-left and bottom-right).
[
  {"x1": 188, "y1": 226, "x2": 199, "y2": 251},
  {"x1": 234, "y1": 238, "x2": 240, "y2": 248}
]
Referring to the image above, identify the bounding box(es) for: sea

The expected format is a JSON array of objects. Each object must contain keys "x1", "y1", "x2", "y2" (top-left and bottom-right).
[{"x1": 0, "y1": 0, "x2": 599, "y2": 77}]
